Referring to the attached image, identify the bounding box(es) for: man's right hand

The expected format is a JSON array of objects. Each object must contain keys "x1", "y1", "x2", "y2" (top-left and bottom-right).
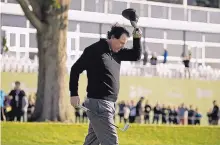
[{"x1": 70, "y1": 96, "x2": 80, "y2": 107}]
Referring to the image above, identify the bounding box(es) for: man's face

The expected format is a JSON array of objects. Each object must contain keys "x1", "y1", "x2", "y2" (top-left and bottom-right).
[
  {"x1": 213, "y1": 101, "x2": 216, "y2": 105},
  {"x1": 111, "y1": 33, "x2": 128, "y2": 53},
  {"x1": 15, "y1": 83, "x2": 20, "y2": 90}
]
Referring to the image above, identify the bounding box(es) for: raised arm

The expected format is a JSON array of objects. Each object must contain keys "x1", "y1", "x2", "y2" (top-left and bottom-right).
[{"x1": 118, "y1": 29, "x2": 142, "y2": 61}]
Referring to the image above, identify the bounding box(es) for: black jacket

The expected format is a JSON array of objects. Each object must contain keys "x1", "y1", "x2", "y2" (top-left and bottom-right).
[
  {"x1": 9, "y1": 89, "x2": 26, "y2": 110},
  {"x1": 211, "y1": 105, "x2": 219, "y2": 120},
  {"x1": 69, "y1": 38, "x2": 141, "y2": 102}
]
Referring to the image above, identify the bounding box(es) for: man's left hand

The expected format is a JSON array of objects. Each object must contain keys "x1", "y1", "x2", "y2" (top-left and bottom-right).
[{"x1": 133, "y1": 28, "x2": 142, "y2": 38}]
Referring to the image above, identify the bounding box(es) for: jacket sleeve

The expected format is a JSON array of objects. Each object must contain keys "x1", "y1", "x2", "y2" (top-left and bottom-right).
[
  {"x1": 118, "y1": 38, "x2": 142, "y2": 61},
  {"x1": 69, "y1": 48, "x2": 90, "y2": 97}
]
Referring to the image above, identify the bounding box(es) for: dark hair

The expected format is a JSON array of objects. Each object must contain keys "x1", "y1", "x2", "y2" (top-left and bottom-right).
[
  {"x1": 15, "y1": 81, "x2": 20, "y2": 85},
  {"x1": 107, "y1": 25, "x2": 130, "y2": 39}
]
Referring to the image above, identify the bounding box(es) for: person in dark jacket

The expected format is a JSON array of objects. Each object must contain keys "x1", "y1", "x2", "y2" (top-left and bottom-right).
[
  {"x1": 187, "y1": 105, "x2": 195, "y2": 125},
  {"x1": 144, "y1": 100, "x2": 151, "y2": 124},
  {"x1": 173, "y1": 106, "x2": 179, "y2": 124},
  {"x1": 118, "y1": 101, "x2": 125, "y2": 123},
  {"x1": 211, "y1": 100, "x2": 219, "y2": 125},
  {"x1": 207, "y1": 108, "x2": 212, "y2": 125},
  {"x1": 152, "y1": 102, "x2": 161, "y2": 124},
  {"x1": 161, "y1": 104, "x2": 168, "y2": 124},
  {"x1": 8, "y1": 81, "x2": 26, "y2": 122},
  {"x1": 167, "y1": 105, "x2": 173, "y2": 124},
  {"x1": 69, "y1": 24, "x2": 142, "y2": 145},
  {"x1": 136, "y1": 96, "x2": 145, "y2": 124}
]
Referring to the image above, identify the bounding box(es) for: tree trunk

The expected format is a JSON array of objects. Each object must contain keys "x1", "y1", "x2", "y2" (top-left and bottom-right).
[{"x1": 32, "y1": 8, "x2": 74, "y2": 122}]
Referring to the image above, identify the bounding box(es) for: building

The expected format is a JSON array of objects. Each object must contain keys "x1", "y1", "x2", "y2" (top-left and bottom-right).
[{"x1": 1, "y1": 0, "x2": 220, "y2": 69}]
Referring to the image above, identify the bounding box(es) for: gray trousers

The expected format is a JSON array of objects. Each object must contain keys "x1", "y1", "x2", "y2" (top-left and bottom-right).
[{"x1": 83, "y1": 98, "x2": 118, "y2": 145}]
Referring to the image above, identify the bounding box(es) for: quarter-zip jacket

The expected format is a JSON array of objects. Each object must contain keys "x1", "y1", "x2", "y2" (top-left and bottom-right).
[{"x1": 69, "y1": 38, "x2": 141, "y2": 102}]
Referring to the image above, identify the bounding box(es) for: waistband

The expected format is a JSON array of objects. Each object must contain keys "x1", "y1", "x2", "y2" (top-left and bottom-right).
[{"x1": 87, "y1": 94, "x2": 117, "y2": 102}]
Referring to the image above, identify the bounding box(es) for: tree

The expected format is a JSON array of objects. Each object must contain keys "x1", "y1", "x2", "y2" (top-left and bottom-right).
[{"x1": 16, "y1": 0, "x2": 74, "y2": 121}]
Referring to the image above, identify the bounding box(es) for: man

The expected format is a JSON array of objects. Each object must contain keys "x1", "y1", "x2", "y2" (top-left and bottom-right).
[
  {"x1": 187, "y1": 105, "x2": 195, "y2": 125},
  {"x1": 69, "y1": 25, "x2": 142, "y2": 145},
  {"x1": 117, "y1": 100, "x2": 125, "y2": 123},
  {"x1": 163, "y1": 48, "x2": 168, "y2": 64},
  {"x1": 161, "y1": 104, "x2": 168, "y2": 124},
  {"x1": 211, "y1": 100, "x2": 219, "y2": 125},
  {"x1": 181, "y1": 47, "x2": 191, "y2": 79},
  {"x1": 136, "y1": 96, "x2": 145, "y2": 124},
  {"x1": 143, "y1": 47, "x2": 149, "y2": 65},
  {"x1": 129, "y1": 100, "x2": 136, "y2": 123},
  {"x1": 144, "y1": 100, "x2": 151, "y2": 124},
  {"x1": 8, "y1": 81, "x2": 26, "y2": 122},
  {"x1": 152, "y1": 102, "x2": 161, "y2": 124},
  {"x1": 173, "y1": 106, "x2": 179, "y2": 124},
  {"x1": 178, "y1": 103, "x2": 187, "y2": 125}
]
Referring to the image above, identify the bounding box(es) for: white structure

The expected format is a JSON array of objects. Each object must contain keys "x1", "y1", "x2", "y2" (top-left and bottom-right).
[{"x1": 0, "y1": 0, "x2": 220, "y2": 70}]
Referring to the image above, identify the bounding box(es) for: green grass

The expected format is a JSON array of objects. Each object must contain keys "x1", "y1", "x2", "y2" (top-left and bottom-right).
[{"x1": 1, "y1": 122, "x2": 220, "y2": 145}]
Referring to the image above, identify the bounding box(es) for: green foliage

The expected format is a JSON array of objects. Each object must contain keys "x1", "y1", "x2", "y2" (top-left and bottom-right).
[
  {"x1": 52, "y1": 0, "x2": 61, "y2": 9},
  {"x1": 2, "y1": 122, "x2": 220, "y2": 145},
  {"x1": 1, "y1": 37, "x2": 9, "y2": 53}
]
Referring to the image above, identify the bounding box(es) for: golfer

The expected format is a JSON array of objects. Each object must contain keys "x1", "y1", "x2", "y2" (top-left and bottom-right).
[{"x1": 69, "y1": 24, "x2": 142, "y2": 145}]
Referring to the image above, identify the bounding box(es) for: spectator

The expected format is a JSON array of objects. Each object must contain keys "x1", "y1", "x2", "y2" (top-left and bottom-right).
[
  {"x1": 150, "y1": 52, "x2": 157, "y2": 65},
  {"x1": 178, "y1": 103, "x2": 187, "y2": 125},
  {"x1": 167, "y1": 105, "x2": 173, "y2": 124},
  {"x1": 3, "y1": 95, "x2": 12, "y2": 121},
  {"x1": 123, "y1": 102, "x2": 130, "y2": 123},
  {"x1": 211, "y1": 100, "x2": 219, "y2": 125},
  {"x1": 161, "y1": 104, "x2": 168, "y2": 124},
  {"x1": 22, "y1": 95, "x2": 28, "y2": 122},
  {"x1": 181, "y1": 47, "x2": 191, "y2": 79},
  {"x1": 136, "y1": 97, "x2": 145, "y2": 124},
  {"x1": 187, "y1": 105, "x2": 195, "y2": 125},
  {"x1": 27, "y1": 97, "x2": 35, "y2": 121},
  {"x1": 143, "y1": 47, "x2": 149, "y2": 65},
  {"x1": 163, "y1": 48, "x2": 168, "y2": 64},
  {"x1": 129, "y1": 100, "x2": 136, "y2": 123},
  {"x1": 144, "y1": 100, "x2": 152, "y2": 124},
  {"x1": 173, "y1": 106, "x2": 179, "y2": 124},
  {"x1": 0, "y1": 90, "x2": 6, "y2": 121},
  {"x1": 118, "y1": 101, "x2": 125, "y2": 123},
  {"x1": 8, "y1": 81, "x2": 26, "y2": 122},
  {"x1": 152, "y1": 102, "x2": 161, "y2": 124},
  {"x1": 82, "y1": 101, "x2": 88, "y2": 123},
  {"x1": 207, "y1": 108, "x2": 212, "y2": 125},
  {"x1": 194, "y1": 107, "x2": 202, "y2": 125},
  {"x1": 74, "y1": 106, "x2": 81, "y2": 123}
]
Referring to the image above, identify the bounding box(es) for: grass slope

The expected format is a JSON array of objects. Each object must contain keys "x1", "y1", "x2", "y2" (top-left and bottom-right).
[{"x1": 1, "y1": 122, "x2": 220, "y2": 145}]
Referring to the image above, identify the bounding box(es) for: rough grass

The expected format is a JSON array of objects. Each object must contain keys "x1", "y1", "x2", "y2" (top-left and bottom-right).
[{"x1": 1, "y1": 122, "x2": 220, "y2": 145}]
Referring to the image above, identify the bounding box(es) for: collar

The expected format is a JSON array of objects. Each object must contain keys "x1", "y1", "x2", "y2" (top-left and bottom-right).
[{"x1": 100, "y1": 38, "x2": 113, "y2": 53}]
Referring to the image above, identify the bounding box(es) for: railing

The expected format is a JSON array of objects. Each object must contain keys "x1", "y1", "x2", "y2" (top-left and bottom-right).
[{"x1": 1, "y1": 54, "x2": 220, "y2": 80}]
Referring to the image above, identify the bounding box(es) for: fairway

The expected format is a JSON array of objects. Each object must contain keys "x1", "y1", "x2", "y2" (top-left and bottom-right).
[{"x1": 1, "y1": 122, "x2": 220, "y2": 145}]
